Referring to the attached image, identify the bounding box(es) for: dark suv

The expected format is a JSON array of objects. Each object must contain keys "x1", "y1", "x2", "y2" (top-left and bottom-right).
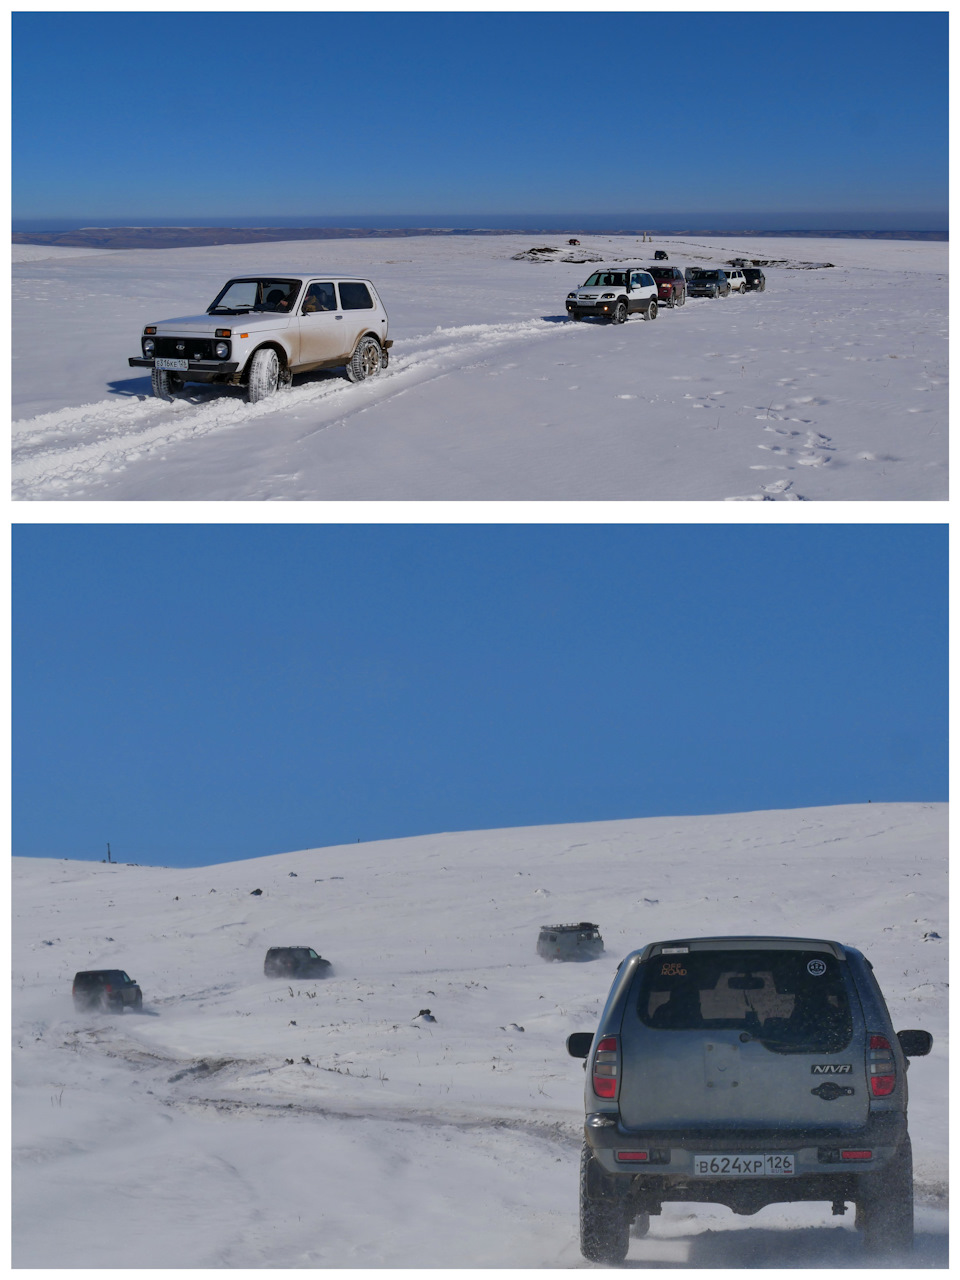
[
  {"x1": 567, "y1": 936, "x2": 932, "y2": 1263},
  {"x1": 72, "y1": 969, "x2": 143, "y2": 1013},
  {"x1": 686, "y1": 269, "x2": 731, "y2": 299},
  {"x1": 538, "y1": 922, "x2": 605, "y2": 961},
  {"x1": 263, "y1": 946, "x2": 332, "y2": 978},
  {"x1": 742, "y1": 267, "x2": 766, "y2": 292},
  {"x1": 646, "y1": 265, "x2": 686, "y2": 308}
]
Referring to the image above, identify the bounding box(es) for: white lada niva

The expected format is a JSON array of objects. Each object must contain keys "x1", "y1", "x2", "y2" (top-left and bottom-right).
[{"x1": 129, "y1": 274, "x2": 392, "y2": 402}]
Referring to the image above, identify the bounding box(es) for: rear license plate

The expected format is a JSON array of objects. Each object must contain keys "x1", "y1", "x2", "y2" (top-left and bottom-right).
[
  {"x1": 155, "y1": 358, "x2": 189, "y2": 371},
  {"x1": 692, "y1": 1154, "x2": 795, "y2": 1177}
]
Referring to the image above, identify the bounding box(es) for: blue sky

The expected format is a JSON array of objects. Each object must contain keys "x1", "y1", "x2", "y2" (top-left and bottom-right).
[
  {"x1": 13, "y1": 524, "x2": 946, "y2": 868},
  {"x1": 13, "y1": 11, "x2": 947, "y2": 227}
]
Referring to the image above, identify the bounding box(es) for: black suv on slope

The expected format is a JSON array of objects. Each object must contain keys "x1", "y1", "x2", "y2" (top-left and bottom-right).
[
  {"x1": 742, "y1": 267, "x2": 766, "y2": 292},
  {"x1": 72, "y1": 969, "x2": 143, "y2": 1013},
  {"x1": 263, "y1": 946, "x2": 332, "y2": 978},
  {"x1": 567, "y1": 936, "x2": 932, "y2": 1263}
]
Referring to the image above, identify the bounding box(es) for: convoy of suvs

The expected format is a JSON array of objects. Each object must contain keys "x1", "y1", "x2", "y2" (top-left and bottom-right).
[
  {"x1": 128, "y1": 255, "x2": 767, "y2": 403},
  {"x1": 70, "y1": 925, "x2": 931, "y2": 1261}
]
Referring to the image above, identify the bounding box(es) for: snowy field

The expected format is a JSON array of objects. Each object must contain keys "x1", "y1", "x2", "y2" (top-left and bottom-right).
[
  {"x1": 13, "y1": 803, "x2": 947, "y2": 1268},
  {"x1": 11, "y1": 233, "x2": 947, "y2": 501}
]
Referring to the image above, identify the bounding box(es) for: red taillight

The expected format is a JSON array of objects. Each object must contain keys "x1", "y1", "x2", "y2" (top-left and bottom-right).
[
  {"x1": 104, "y1": 983, "x2": 113, "y2": 993},
  {"x1": 593, "y1": 1035, "x2": 619, "y2": 1099},
  {"x1": 841, "y1": 1150, "x2": 873, "y2": 1161},
  {"x1": 868, "y1": 1034, "x2": 896, "y2": 1097},
  {"x1": 616, "y1": 1151, "x2": 649, "y2": 1162}
]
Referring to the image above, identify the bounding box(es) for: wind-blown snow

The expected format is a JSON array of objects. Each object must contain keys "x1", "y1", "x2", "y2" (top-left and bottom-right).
[
  {"x1": 11, "y1": 233, "x2": 947, "y2": 500},
  {"x1": 13, "y1": 803, "x2": 947, "y2": 1267}
]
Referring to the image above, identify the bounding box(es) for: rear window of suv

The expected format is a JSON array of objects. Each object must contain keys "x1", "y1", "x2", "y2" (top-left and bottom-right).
[
  {"x1": 636, "y1": 949, "x2": 853, "y2": 1053},
  {"x1": 339, "y1": 282, "x2": 374, "y2": 310}
]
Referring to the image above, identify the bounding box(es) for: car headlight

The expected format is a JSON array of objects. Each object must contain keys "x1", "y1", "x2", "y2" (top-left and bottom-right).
[
  {"x1": 601, "y1": 292, "x2": 615, "y2": 299},
  {"x1": 143, "y1": 338, "x2": 155, "y2": 356},
  {"x1": 567, "y1": 292, "x2": 577, "y2": 299},
  {"x1": 215, "y1": 341, "x2": 229, "y2": 359}
]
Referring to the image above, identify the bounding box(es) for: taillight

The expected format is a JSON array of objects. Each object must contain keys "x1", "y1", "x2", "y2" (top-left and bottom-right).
[
  {"x1": 104, "y1": 983, "x2": 113, "y2": 993},
  {"x1": 593, "y1": 1036, "x2": 619, "y2": 1099},
  {"x1": 868, "y1": 1034, "x2": 896, "y2": 1096},
  {"x1": 841, "y1": 1150, "x2": 873, "y2": 1161}
]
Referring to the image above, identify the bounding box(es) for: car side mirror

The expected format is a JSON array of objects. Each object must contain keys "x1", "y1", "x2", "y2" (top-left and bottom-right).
[
  {"x1": 567, "y1": 1032, "x2": 594, "y2": 1059},
  {"x1": 897, "y1": 1029, "x2": 933, "y2": 1057}
]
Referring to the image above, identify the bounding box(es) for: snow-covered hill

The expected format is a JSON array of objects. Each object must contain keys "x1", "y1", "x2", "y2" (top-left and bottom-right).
[
  {"x1": 12, "y1": 233, "x2": 947, "y2": 500},
  {"x1": 13, "y1": 803, "x2": 947, "y2": 1267}
]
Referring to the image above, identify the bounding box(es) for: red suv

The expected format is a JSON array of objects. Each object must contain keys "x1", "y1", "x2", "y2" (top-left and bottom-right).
[{"x1": 645, "y1": 265, "x2": 686, "y2": 308}]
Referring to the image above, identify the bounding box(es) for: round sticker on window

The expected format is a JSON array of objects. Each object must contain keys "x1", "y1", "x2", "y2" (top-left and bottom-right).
[{"x1": 807, "y1": 959, "x2": 827, "y2": 976}]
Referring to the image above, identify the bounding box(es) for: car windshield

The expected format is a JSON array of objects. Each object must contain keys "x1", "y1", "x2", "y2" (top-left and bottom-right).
[
  {"x1": 582, "y1": 271, "x2": 627, "y2": 287},
  {"x1": 208, "y1": 278, "x2": 302, "y2": 315},
  {"x1": 636, "y1": 949, "x2": 852, "y2": 1052},
  {"x1": 647, "y1": 268, "x2": 671, "y2": 279},
  {"x1": 694, "y1": 271, "x2": 720, "y2": 281}
]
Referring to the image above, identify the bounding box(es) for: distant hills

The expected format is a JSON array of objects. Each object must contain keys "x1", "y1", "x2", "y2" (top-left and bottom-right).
[{"x1": 11, "y1": 226, "x2": 948, "y2": 251}]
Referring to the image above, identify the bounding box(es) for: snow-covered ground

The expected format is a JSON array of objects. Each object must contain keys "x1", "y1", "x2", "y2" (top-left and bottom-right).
[
  {"x1": 11, "y1": 233, "x2": 947, "y2": 500},
  {"x1": 13, "y1": 803, "x2": 947, "y2": 1267}
]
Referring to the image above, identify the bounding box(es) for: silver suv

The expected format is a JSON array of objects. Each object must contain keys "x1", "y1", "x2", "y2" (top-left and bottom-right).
[
  {"x1": 129, "y1": 274, "x2": 392, "y2": 403},
  {"x1": 567, "y1": 936, "x2": 932, "y2": 1263}
]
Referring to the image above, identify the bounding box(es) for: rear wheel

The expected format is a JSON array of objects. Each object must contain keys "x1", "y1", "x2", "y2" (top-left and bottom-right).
[
  {"x1": 151, "y1": 368, "x2": 185, "y2": 401},
  {"x1": 346, "y1": 335, "x2": 383, "y2": 383},
  {"x1": 644, "y1": 299, "x2": 658, "y2": 321},
  {"x1": 579, "y1": 1143, "x2": 629, "y2": 1265},
  {"x1": 857, "y1": 1137, "x2": 914, "y2": 1256}
]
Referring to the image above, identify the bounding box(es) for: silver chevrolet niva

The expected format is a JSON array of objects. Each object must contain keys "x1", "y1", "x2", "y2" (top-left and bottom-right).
[{"x1": 567, "y1": 936, "x2": 932, "y2": 1263}]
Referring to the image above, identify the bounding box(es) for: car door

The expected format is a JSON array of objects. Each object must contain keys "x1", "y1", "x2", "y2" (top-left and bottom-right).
[{"x1": 298, "y1": 281, "x2": 349, "y2": 368}]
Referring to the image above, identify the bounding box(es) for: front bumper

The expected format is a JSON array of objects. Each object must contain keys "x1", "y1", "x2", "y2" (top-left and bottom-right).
[
  {"x1": 129, "y1": 357, "x2": 240, "y2": 376},
  {"x1": 566, "y1": 299, "x2": 618, "y2": 317}
]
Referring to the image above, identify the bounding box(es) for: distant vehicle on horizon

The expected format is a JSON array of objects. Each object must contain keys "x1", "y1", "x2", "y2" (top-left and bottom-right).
[
  {"x1": 263, "y1": 946, "x2": 332, "y2": 978},
  {"x1": 72, "y1": 969, "x2": 143, "y2": 1013}
]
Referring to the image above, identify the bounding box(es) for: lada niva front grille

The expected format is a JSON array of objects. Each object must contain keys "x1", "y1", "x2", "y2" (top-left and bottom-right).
[{"x1": 153, "y1": 336, "x2": 219, "y2": 360}]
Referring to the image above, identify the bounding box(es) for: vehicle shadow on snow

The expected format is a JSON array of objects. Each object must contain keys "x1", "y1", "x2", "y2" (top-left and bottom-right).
[{"x1": 622, "y1": 1224, "x2": 947, "y2": 1268}]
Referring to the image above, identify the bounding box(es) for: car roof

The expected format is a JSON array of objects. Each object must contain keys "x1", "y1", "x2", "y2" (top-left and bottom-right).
[{"x1": 638, "y1": 936, "x2": 846, "y2": 961}]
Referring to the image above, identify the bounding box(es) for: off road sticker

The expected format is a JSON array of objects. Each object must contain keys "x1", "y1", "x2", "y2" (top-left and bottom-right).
[
  {"x1": 807, "y1": 959, "x2": 827, "y2": 976},
  {"x1": 660, "y1": 962, "x2": 687, "y2": 976}
]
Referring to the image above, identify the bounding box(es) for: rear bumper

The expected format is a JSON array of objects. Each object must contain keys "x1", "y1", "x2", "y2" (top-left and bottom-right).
[{"x1": 585, "y1": 1110, "x2": 906, "y2": 1180}]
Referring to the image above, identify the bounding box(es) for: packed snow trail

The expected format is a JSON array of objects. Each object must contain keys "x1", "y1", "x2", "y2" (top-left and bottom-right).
[{"x1": 12, "y1": 317, "x2": 574, "y2": 498}]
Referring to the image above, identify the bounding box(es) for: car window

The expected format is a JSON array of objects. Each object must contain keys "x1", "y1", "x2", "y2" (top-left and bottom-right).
[
  {"x1": 636, "y1": 949, "x2": 852, "y2": 1052},
  {"x1": 339, "y1": 282, "x2": 374, "y2": 310},
  {"x1": 302, "y1": 282, "x2": 337, "y2": 314},
  {"x1": 308, "y1": 949, "x2": 319, "y2": 959},
  {"x1": 639, "y1": 273, "x2": 654, "y2": 287}
]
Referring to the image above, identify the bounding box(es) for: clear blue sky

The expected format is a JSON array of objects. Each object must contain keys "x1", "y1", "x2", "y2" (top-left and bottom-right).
[
  {"x1": 13, "y1": 524, "x2": 946, "y2": 868},
  {"x1": 13, "y1": 11, "x2": 947, "y2": 228}
]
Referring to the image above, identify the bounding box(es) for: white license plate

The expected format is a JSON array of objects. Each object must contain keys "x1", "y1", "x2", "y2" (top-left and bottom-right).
[
  {"x1": 155, "y1": 358, "x2": 189, "y2": 371},
  {"x1": 692, "y1": 1153, "x2": 795, "y2": 1177}
]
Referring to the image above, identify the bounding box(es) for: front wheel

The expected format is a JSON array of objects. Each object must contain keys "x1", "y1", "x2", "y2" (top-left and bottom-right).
[
  {"x1": 151, "y1": 368, "x2": 185, "y2": 401},
  {"x1": 611, "y1": 302, "x2": 627, "y2": 325},
  {"x1": 579, "y1": 1143, "x2": 629, "y2": 1265},
  {"x1": 630, "y1": 1213, "x2": 651, "y2": 1238},
  {"x1": 247, "y1": 348, "x2": 281, "y2": 403},
  {"x1": 644, "y1": 299, "x2": 658, "y2": 321},
  {"x1": 568, "y1": 309, "x2": 582, "y2": 322},
  {"x1": 346, "y1": 335, "x2": 384, "y2": 383},
  {"x1": 858, "y1": 1137, "x2": 914, "y2": 1256},
  {"x1": 675, "y1": 289, "x2": 686, "y2": 307}
]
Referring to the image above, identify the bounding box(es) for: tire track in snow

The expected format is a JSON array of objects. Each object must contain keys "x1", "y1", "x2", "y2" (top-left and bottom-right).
[{"x1": 12, "y1": 318, "x2": 573, "y2": 499}]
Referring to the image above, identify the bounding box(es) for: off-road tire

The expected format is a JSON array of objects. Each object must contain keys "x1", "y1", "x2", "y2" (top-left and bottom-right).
[
  {"x1": 580, "y1": 1143, "x2": 630, "y2": 1265},
  {"x1": 346, "y1": 335, "x2": 383, "y2": 383},
  {"x1": 611, "y1": 302, "x2": 628, "y2": 325},
  {"x1": 132, "y1": 992, "x2": 143, "y2": 1012},
  {"x1": 759, "y1": 281, "x2": 766, "y2": 292},
  {"x1": 857, "y1": 1136, "x2": 914, "y2": 1256},
  {"x1": 151, "y1": 368, "x2": 185, "y2": 401},
  {"x1": 247, "y1": 348, "x2": 281, "y2": 403},
  {"x1": 569, "y1": 310, "x2": 582, "y2": 322},
  {"x1": 644, "y1": 300, "x2": 658, "y2": 321},
  {"x1": 676, "y1": 289, "x2": 686, "y2": 307}
]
